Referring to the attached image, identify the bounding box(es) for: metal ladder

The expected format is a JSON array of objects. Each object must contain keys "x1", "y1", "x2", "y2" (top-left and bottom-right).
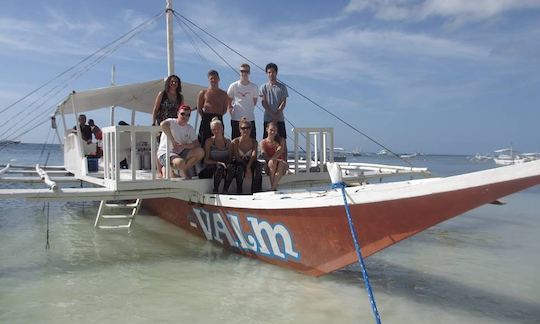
[{"x1": 94, "y1": 199, "x2": 142, "y2": 229}]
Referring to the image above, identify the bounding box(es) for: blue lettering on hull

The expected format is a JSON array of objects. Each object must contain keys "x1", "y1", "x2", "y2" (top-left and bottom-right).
[{"x1": 191, "y1": 207, "x2": 300, "y2": 261}]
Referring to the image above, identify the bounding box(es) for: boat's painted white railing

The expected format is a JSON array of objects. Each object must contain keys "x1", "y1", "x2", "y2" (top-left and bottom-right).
[
  {"x1": 292, "y1": 128, "x2": 335, "y2": 174},
  {"x1": 102, "y1": 125, "x2": 160, "y2": 189}
]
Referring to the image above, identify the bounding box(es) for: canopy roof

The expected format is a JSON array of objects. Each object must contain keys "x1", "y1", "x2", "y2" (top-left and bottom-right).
[{"x1": 55, "y1": 79, "x2": 205, "y2": 116}]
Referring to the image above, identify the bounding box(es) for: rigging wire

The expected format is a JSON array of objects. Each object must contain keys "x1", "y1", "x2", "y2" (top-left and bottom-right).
[
  {"x1": 173, "y1": 13, "x2": 309, "y2": 155},
  {"x1": 0, "y1": 11, "x2": 164, "y2": 117},
  {"x1": 0, "y1": 11, "x2": 164, "y2": 142},
  {"x1": 0, "y1": 116, "x2": 49, "y2": 153},
  {"x1": 37, "y1": 127, "x2": 53, "y2": 164},
  {"x1": 174, "y1": 12, "x2": 411, "y2": 166},
  {"x1": 175, "y1": 17, "x2": 212, "y2": 69}
]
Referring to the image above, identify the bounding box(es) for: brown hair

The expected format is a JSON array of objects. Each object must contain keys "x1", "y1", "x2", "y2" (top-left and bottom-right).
[{"x1": 239, "y1": 117, "x2": 251, "y2": 128}]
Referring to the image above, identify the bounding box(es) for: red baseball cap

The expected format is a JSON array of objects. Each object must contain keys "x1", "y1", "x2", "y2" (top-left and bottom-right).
[{"x1": 178, "y1": 104, "x2": 191, "y2": 112}]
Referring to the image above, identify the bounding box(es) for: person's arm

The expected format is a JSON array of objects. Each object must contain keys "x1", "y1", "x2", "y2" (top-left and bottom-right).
[
  {"x1": 160, "y1": 120, "x2": 180, "y2": 151},
  {"x1": 183, "y1": 127, "x2": 201, "y2": 150},
  {"x1": 197, "y1": 90, "x2": 206, "y2": 115},
  {"x1": 231, "y1": 139, "x2": 240, "y2": 162},
  {"x1": 260, "y1": 86, "x2": 270, "y2": 113},
  {"x1": 246, "y1": 139, "x2": 257, "y2": 170},
  {"x1": 202, "y1": 138, "x2": 214, "y2": 165},
  {"x1": 152, "y1": 91, "x2": 164, "y2": 126},
  {"x1": 252, "y1": 84, "x2": 259, "y2": 106},
  {"x1": 227, "y1": 84, "x2": 234, "y2": 115},
  {"x1": 259, "y1": 139, "x2": 269, "y2": 162},
  {"x1": 277, "y1": 98, "x2": 287, "y2": 112},
  {"x1": 274, "y1": 138, "x2": 286, "y2": 161},
  {"x1": 184, "y1": 139, "x2": 200, "y2": 150},
  {"x1": 222, "y1": 92, "x2": 230, "y2": 116}
]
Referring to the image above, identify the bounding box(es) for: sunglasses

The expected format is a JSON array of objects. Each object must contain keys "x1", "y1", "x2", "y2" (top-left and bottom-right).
[
  {"x1": 240, "y1": 126, "x2": 251, "y2": 130},
  {"x1": 180, "y1": 112, "x2": 190, "y2": 116},
  {"x1": 240, "y1": 70, "x2": 249, "y2": 74}
]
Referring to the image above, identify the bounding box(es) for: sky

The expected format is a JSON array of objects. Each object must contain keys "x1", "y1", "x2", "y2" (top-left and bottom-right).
[{"x1": 1, "y1": 0, "x2": 539, "y2": 155}]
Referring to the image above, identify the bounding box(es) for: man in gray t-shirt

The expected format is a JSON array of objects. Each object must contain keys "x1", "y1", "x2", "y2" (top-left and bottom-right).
[{"x1": 260, "y1": 62, "x2": 288, "y2": 140}]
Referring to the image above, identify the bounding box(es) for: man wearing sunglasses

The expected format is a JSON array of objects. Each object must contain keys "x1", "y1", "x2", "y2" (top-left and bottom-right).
[
  {"x1": 227, "y1": 63, "x2": 258, "y2": 139},
  {"x1": 157, "y1": 104, "x2": 204, "y2": 179}
]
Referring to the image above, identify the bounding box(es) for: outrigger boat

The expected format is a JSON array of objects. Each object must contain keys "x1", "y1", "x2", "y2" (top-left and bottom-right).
[{"x1": 1, "y1": 1, "x2": 540, "y2": 277}]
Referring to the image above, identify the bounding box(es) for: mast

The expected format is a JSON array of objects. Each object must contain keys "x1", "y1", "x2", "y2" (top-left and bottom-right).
[{"x1": 166, "y1": 0, "x2": 175, "y2": 75}]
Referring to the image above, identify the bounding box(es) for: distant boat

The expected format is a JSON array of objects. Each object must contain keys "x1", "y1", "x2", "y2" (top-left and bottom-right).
[
  {"x1": 0, "y1": 140, "x2": 21, "y2": 145},
  {"x1": 470, "y1": 154, "x2": 492, "y2": 162},
  {"x1": 377, "y1": 149, "x2": 388, "y2": 155},
  {"x1": 351, "y1": 147, "x2": 362, "y2": 156},
  {"x1": 493, "y1": 147, "x2": 533, "y2": 165},
  {"x1": 399, "y1": 153, "x2": 418, "y2": 159},
  {"x1": 332, "y1": 147, "x2": 347, "y2": 162}
]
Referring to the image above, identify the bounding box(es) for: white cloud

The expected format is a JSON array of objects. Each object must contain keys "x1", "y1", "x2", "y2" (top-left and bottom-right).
[
  {"x1": 343, "y1": 0, "x2": 540, "y2": 26},
  {"x1": 44, "y1": 7, "x2": 105, "y2": 34}
]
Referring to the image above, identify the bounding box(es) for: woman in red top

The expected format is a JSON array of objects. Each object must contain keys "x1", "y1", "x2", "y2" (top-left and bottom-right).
[{"x1": 260, "y1": 121, "x2": 288, "y2": 190}]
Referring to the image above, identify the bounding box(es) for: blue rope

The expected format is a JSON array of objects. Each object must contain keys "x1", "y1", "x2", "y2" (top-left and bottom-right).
[{"x1": 332, "y1": 182, "x2": 382, "y2": 324}]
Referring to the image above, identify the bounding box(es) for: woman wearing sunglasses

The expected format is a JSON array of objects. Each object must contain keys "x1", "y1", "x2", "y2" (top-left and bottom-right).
[{"x1": 224, "y1": 117, "x2": 262, "y2": 194}]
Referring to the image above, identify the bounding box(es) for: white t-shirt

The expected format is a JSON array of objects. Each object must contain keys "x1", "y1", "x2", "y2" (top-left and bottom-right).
[
  {"x1": 157, "y1": 118, "x2": 198, "y2": 158},
  {"x1": 227, "y1": 80, "x2": 259, "y2": 121}
]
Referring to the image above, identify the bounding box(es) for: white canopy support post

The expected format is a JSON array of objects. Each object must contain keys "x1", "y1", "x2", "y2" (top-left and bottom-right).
[
  {"x1": 150, "y1": 127, "x2": 157, "y2": 180},
  {"x1": 71, "y1": 94, "x2": 84, "y2": 158},
  {"x1": 131, "y1": 109, "x2": 136, "y2": 126},
  {"x1": 166, "y1": 0, "x2": 175, "y2": 75},
  {"x1": 293, "y1": 128, "x2": 299, "y2": 173},
  {"x1": 36, "y1": 164, "x2": 58, "y2": 191},
  {"x1": 130, "y1": 128, "x2": 136, "y2": 180},
  {"x1": 60, "y1": 110, "x2": 67, "y2": 137},
  {"x1": 0, "y1": 163, "x2": 10, "y2": 177},
  {"x1": 51, "y1": 115, "x2": 62, "y2": 144},
  {"x1": 110, "y1": 106, "x2": 116, "y2": 126}
]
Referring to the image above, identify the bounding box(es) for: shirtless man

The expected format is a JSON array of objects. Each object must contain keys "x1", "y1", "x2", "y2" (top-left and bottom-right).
[{"x1": 197, "y1": 70, "x2": 229, "y2": 146}]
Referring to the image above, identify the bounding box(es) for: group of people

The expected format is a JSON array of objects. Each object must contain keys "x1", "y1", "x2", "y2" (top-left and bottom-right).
[
  {"x1": 154, "y1": 63, "x2": 289, "y2": 193},
  {"x1": 72, "y1": 114, "x2": 103, "y2": 156}
]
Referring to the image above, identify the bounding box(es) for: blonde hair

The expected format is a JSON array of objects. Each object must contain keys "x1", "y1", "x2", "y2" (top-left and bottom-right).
[{"x1": 210, "y1": 116, "x2": 222, "y2": 128}]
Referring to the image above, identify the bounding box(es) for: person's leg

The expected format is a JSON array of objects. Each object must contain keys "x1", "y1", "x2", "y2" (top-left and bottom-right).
[
  {"x1": 213, "y1": 163, "x2": 225, "y2": 193},
  {"x1": 262, "y1": 121, "x2": 269, "y2": 140},
  {"x1": 267, "y1": 159, "x2": 278, "y2": 189},
  {"x1": 223, "y1": 162, "x2": 237, "y2": 193},
  {"x1": 198, "y1": 165, "x2": 216, "y2": 179},
  {"x1": 235, "y1": 163, "x2": 245, "y2": 194},
  {"x1": 251, "y1": 161, "x2": 263, "y2": 193},
  {"x1": 182, "y1": 148, "x2": 204, "y2": 179},
  {"x1": 170, "y1": 156, "x2": 185, "y2": 178},
  {"x1": 250, "y1": 121, "x2": 256, "y2": 140},
  {"x1": 198, "y1": 114, "x2": 211, "y2": 146},
  {"x1": 231, "y1": 120, "x2": 240, "y2": 139},
  {"x1": 272, "y1": 160, "x2": 288, "y2": 190},
  {"x1": 278, "y1": 121, "x2": 288, "y2": 158}
]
